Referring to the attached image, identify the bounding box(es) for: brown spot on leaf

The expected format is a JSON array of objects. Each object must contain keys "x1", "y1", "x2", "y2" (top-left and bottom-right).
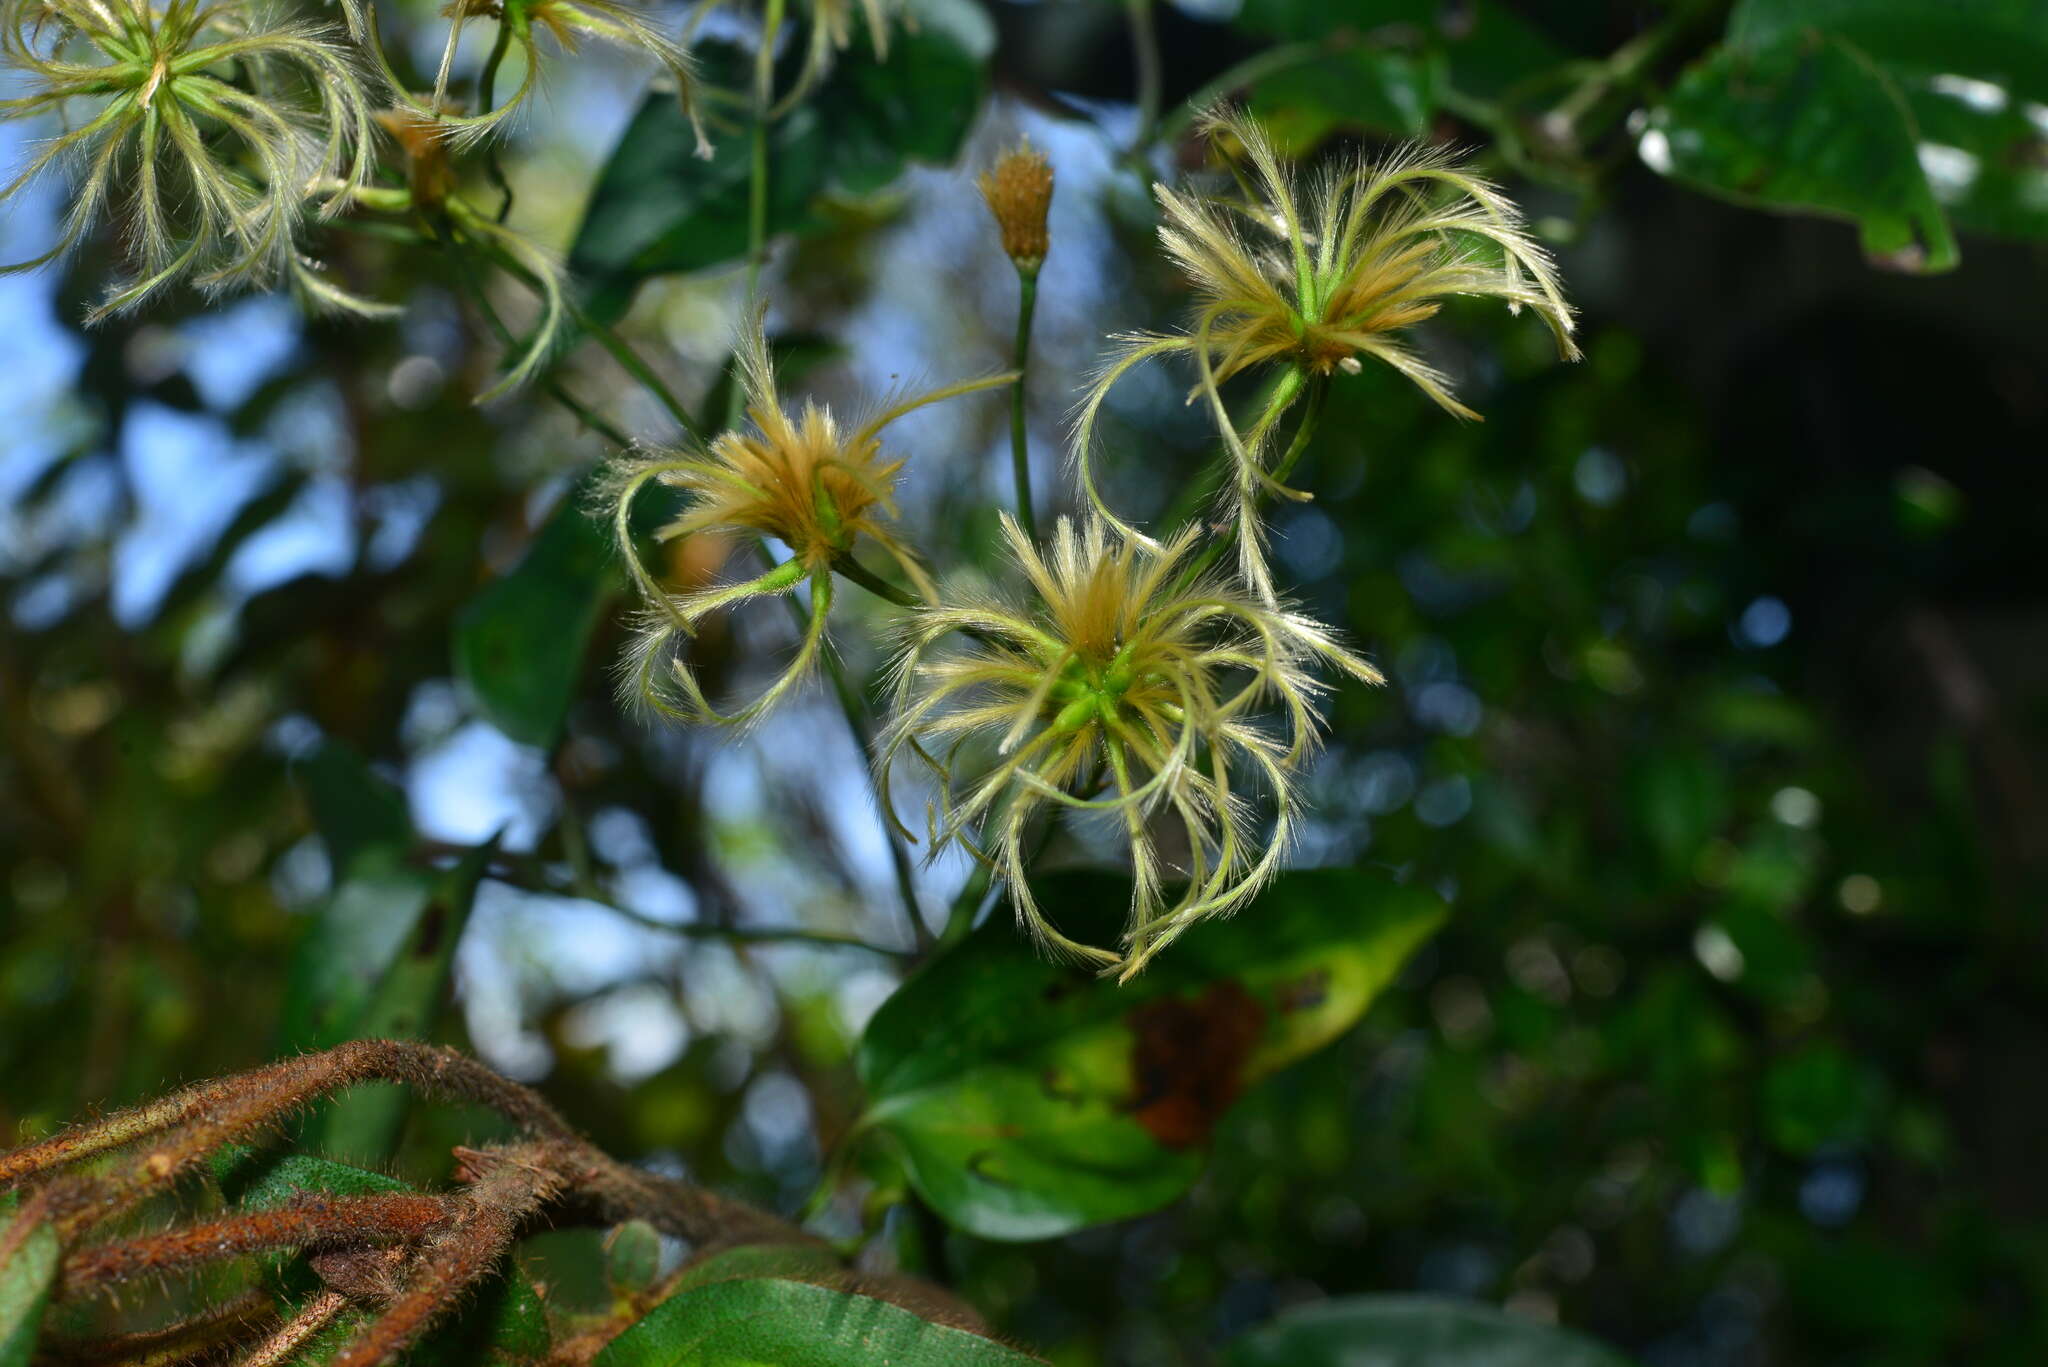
[{"x1": 1127, "y1": 981, "x2": 1266, "y2": 1149}]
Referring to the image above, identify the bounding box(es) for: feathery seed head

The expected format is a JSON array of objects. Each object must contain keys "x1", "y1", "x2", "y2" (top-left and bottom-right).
[
  {"x1": 606, "y1": 308, "x2": 1013, "y2": 730},
  {"x1": 1074, "y1": 106, "x2": 1578, "y2": 601},
  {"x1": 1166, "y1": 105, "x2": 1578, "y2": 413},
  {"x1": 1, "y1": 0, "x2": 377, "y2": 319},
  {"x1": 880, "y1": 513, "x2": 1382, "y2": 977},
  {"x1": 404, "y1": 0, "x2": 706, "y2": 154},
  {"x1": 978, "y1": 138, "x2": 1052, "y2": 273}
]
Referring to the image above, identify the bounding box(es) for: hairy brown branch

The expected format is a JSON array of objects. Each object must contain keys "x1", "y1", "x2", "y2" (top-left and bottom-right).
[
  {"x1": 3, "y1": 1043, "x2": 823, "y2": 1367},
  {"x1": 61, "y1": 1191, "x2": 454, "y2": 1294},
  {"x1": 7, "y1": 1040, "x2": 578, "y2": 1237},
  {"x1": 324, "y1": 1143, "x2": 565, "y2": 1367}
]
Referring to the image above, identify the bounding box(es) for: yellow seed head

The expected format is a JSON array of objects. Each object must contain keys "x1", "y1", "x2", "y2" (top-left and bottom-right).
[
  {"x1": 603, "y1": 309, "x2": 1014, "y2": 730},
  {"x1": 1073, "y1": 105, "x2": 1579, "y2": 603},
  {"x1": 0, "y1": 0, "x2": 378, "y2": 320},
  {"x1": 978, "y1": 140, "x2": 1054, "y2": 273},
  {"x1": 880, "y1": 514, "x2": 1383, "y2": 976}
]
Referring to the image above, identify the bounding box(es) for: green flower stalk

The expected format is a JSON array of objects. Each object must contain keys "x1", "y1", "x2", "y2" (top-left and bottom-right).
[
  {"x1": 978, "y1": 138, "x2": 1053, "y2": 539},
  {"x1": 328, "y1": 103, "x2": 563, "y2": 400},
  {"x1": 880, "y1": 512, "x2": 1382, "y2": 977},
  {"x1": 608, "y1": 309, "x2": 1013, "y2": 730},
  {"x1": 1075, "y1": 106, "x2": 1578, "y2": 600},
  {"x1": 0, "y1": 0, "x2": 377, "y2": 319}
]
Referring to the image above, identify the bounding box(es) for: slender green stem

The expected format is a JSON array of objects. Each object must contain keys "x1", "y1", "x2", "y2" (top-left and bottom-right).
[
  {"x1": 468, "y1": 229, "x2": 702, "y2": 444},
  {"x1": 747, "y1": 540, "x2": 931, "y2": 954},
  {"x1": 1545, "y1": 0, "x2": 1721, "y2": 143},
  {"x1": 1005, "y1": 267, "x2": 1040, "y2": 540},
  {"x1": 477, "y1": 22, "x2": 516, "y2": 223},
  {"x1": 1175, "y1": 377, "x2": 1328, "y2": 587},
  {"x1": 741, "y1": 114, "x2": 769, "y2": 316},
  {"x1": 1156, "y1": 366, "x2": 1298, "y2": 534},
  {"x1": 1268, "y1": 379, "x2": 1329, "y2": 489},
  {"x1": 821, "y1": 649, "x2": 933, "y2": 953},
  {"x1": 565, "y1": 296, "x2": 705, "y2": 443},
  {"x1": 1125, "y1": 0, "x2": 1163, "y2": 153},
  {"x1": 444, "y1": 236, "x2": 634, "y2": 447},
  {"x1": 829, "y1": 553, "x2": 921, "y2": 610}
]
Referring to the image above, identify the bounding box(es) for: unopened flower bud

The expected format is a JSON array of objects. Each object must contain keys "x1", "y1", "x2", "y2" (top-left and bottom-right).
[{"x1": 978, "y1": 140, "x2": 1053, "y2": 274}]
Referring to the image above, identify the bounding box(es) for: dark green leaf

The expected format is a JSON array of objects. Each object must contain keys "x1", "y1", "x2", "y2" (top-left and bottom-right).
[
  {"x1": 569, "y1": 0, "x2": 991, "y2": 322},
  {"x1": 595, "y1": 1269, "x2": 1042, "y2": 1367},
  {"x1": 1229, "y1": 0, "x2": 1561, "y2": 108},
  {"x1": 1225, "y1": 1295, "x2": 1635, "y2": 1366},
  {"x1": 0, "y1": 1201, "x2": 58, "y2": 1367},
  {"x1": 1232, "y1": 0, "x2": 1433, "y2": 42},
  {"x1": 1250, "y1": 48, "x2": 1441, "y2": 151},
  {"x1": 856, "y1": 869, "x2": 1444, "y2": 1240},
  {"x1": 1646, "y1": 36, "x2": 1958, "y2": 270},
  {"x1": 665, "y1": 1242, "x2": 845, "y2": 1295},
  {"x1": 1730, "y1": 0, "x2": 2048, "y2": 106},
  {"x1": 1902, "y1": 77, "x2": 2048, "y2": 242},
  {"x1": 1438, "y1": 0, "x2": 1575, "y2": 103},
  {"x1": 454, "y1": 474, "x2": 616, "y2": 749}
]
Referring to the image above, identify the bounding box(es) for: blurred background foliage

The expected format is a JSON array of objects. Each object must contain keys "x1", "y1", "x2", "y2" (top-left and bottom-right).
[{"x1": 4, "y1": 0, "x2": 2047, "y2": 1363}]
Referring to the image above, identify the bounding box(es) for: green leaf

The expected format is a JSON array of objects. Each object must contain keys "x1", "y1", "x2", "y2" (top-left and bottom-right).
[
  {"x1": 1729, "y1": 0, "x2": 2048, "y2": 106},
  {"x1": 0, "y1": 1202, "x2": 58, "y2": 1367},
  {"x1": 595, "y1": 1272, "x2": 1042, "y2": 1367},
  {"x1": 1229, "y1": 0, "x2": 1562, "y2": 109},
  {"x1": 1225, "y1": 1295, "x2": 1635, "y2": 1366},
  {"x1": 1718, "y1": 1, "x2": 2048, "y2": 245},
  {"x1": 225, "y1": 1151, "x2": 412, "y2": 1207},
  {"x1": 1232, "y1": 0, "x2": 1433, "y2": 41},
  {"x1": 855, "y1": 869, "x2": 1444, "y2": 1241},
  {"x1": 1645, "y1": 35, "x2": 1959, "y2": 270},
  {"x1": 455, "y1": 474, "x2": 617, "y2": 749},
  {"x1": 297, "y1": 741, "x2": 411, "y2": 880},
  {"x1": 1249, "y1": 48, "x2": 1441, "y2": 152},
  {"x1": 283, "y1": 757, "x2": 495, "y2": 1160},
  {"x1": 1903, "y1": 77, "x2": 2048, "y2": 242},
  {"x1": 569, "y1": 0, "x2": 989, "y2": 323}
]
